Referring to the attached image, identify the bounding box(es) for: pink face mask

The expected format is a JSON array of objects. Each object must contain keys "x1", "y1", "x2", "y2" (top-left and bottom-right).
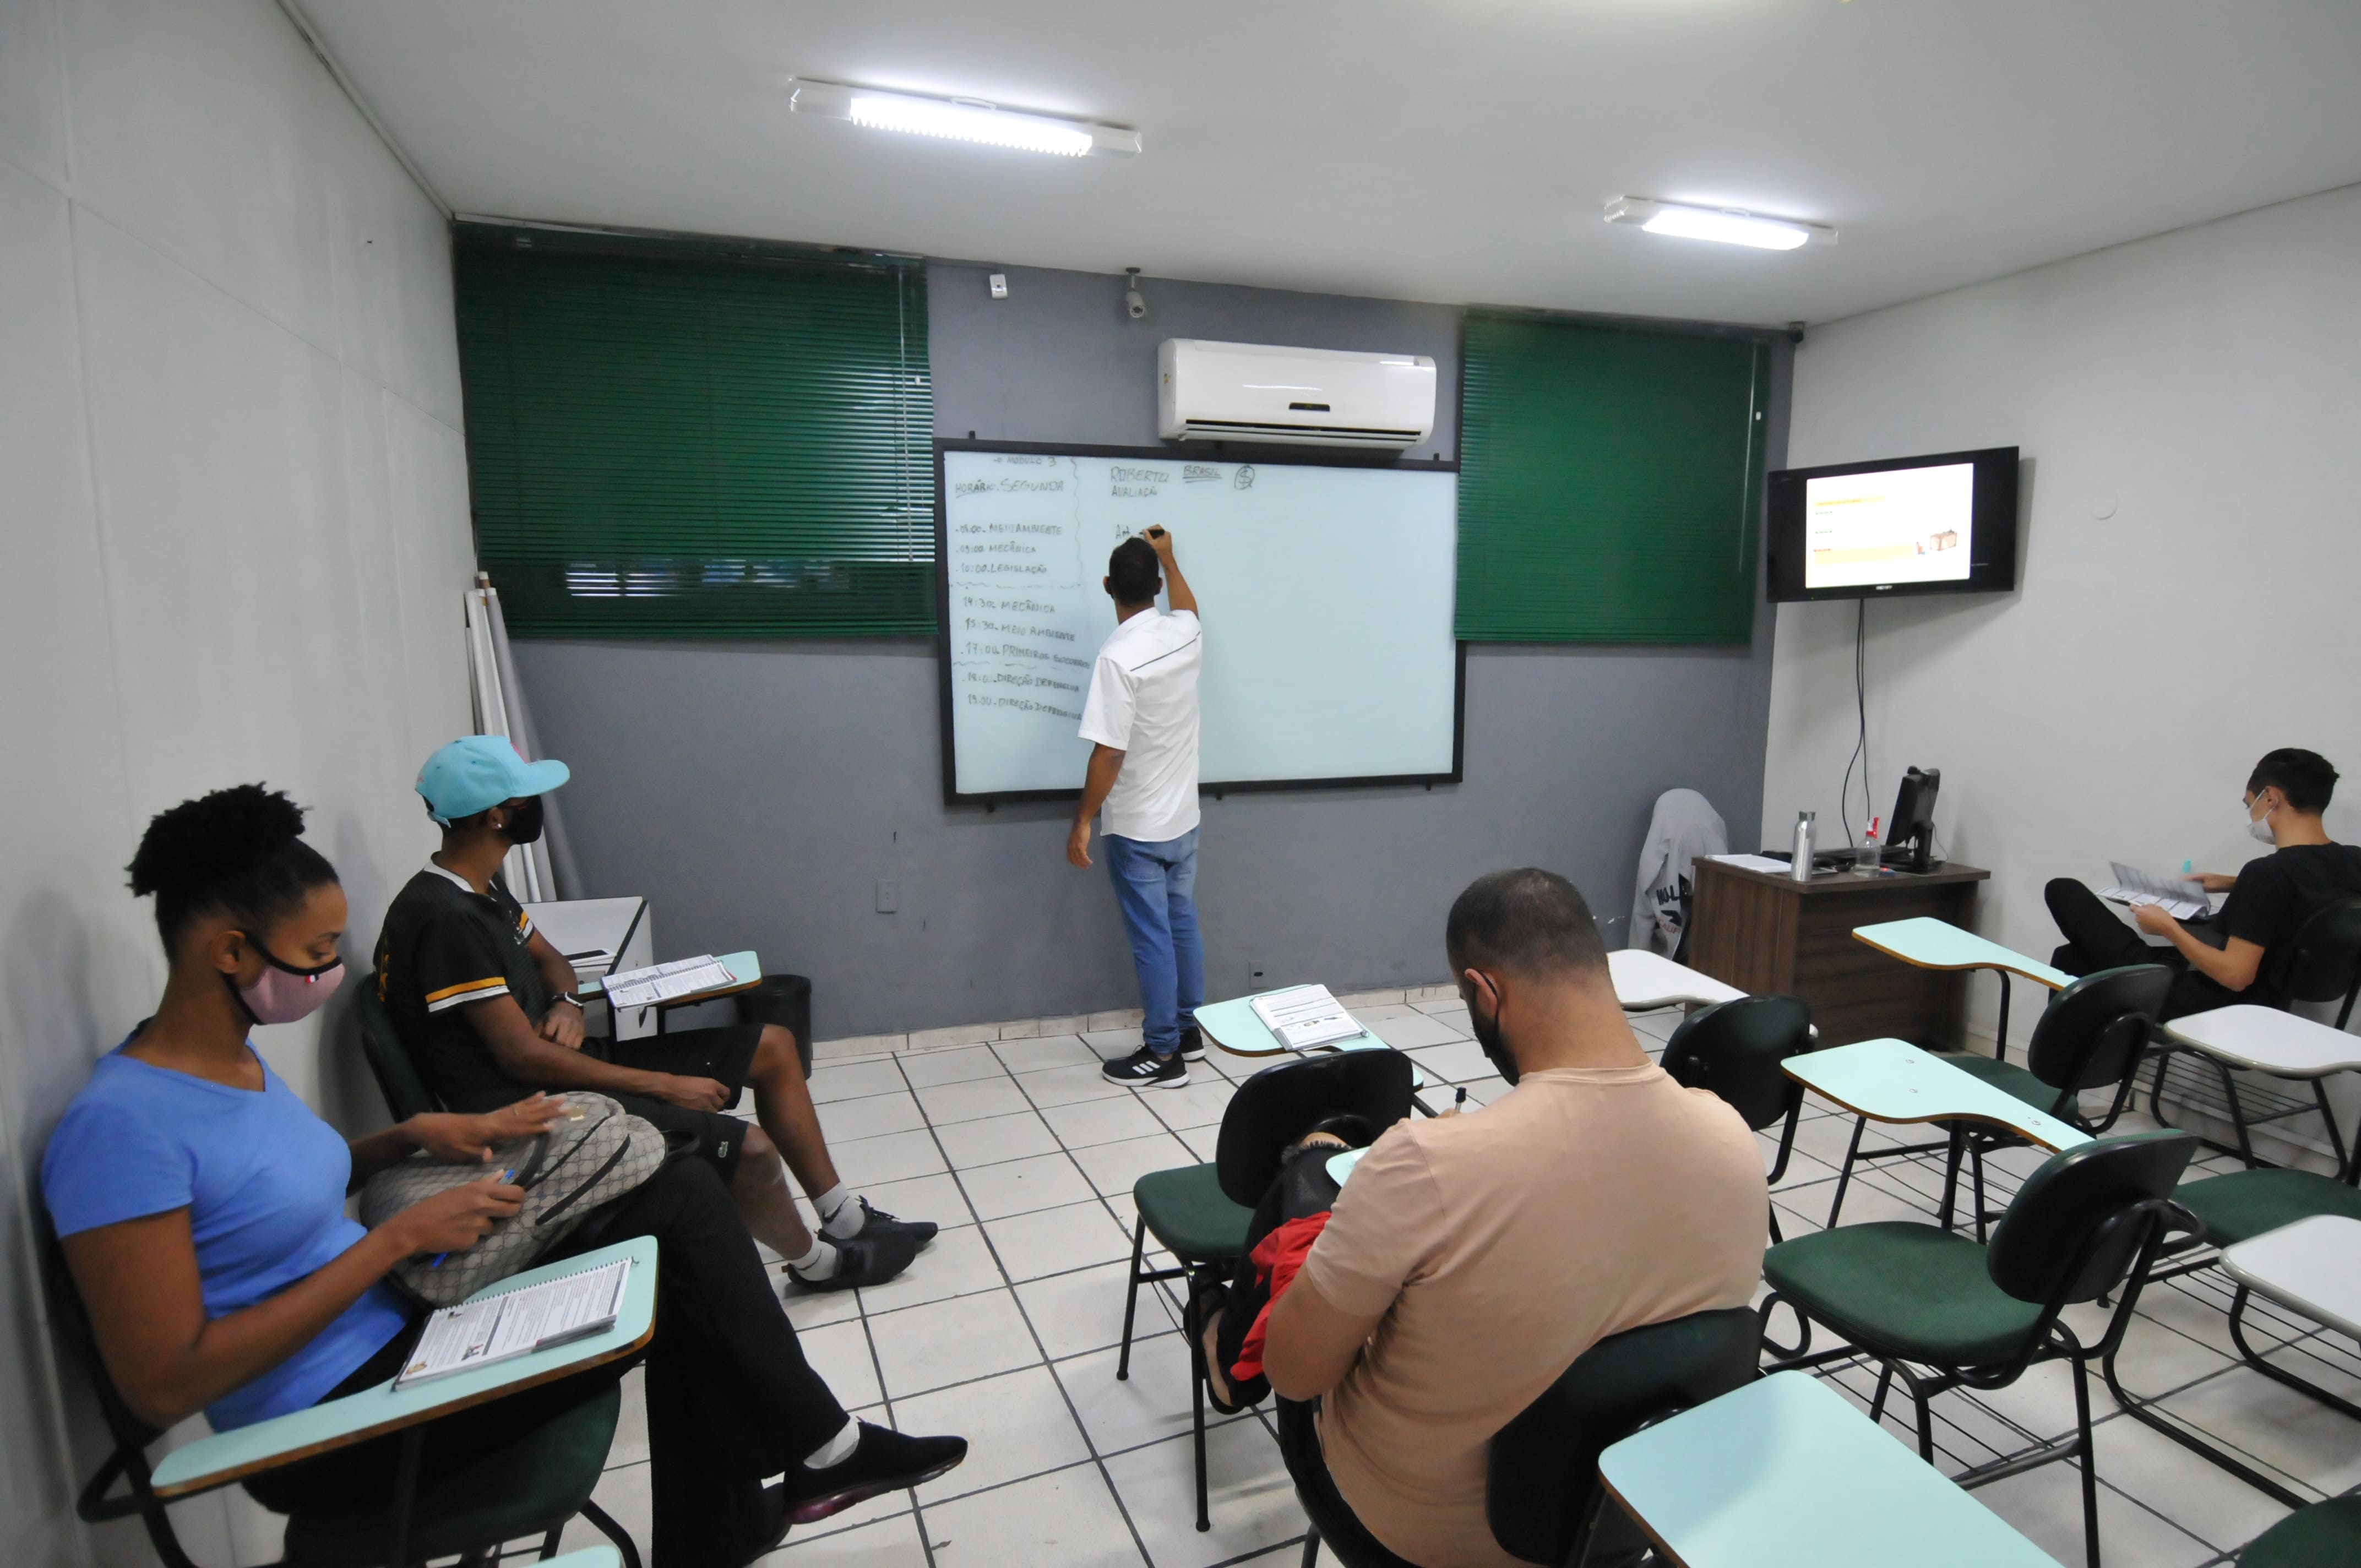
[{"x1": 235, "y1": 946, "x2": 346, "y2": 1026}]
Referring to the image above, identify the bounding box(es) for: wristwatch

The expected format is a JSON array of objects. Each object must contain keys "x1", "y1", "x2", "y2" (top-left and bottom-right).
[{"x1": 556, "y1": 992, "x2": 585, "y2": 1010}]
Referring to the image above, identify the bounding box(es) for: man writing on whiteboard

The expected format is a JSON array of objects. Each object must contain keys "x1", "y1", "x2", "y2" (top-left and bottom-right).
[{"x1": 1069, "y1": 527, "x2": 1205, "y2": 1088}]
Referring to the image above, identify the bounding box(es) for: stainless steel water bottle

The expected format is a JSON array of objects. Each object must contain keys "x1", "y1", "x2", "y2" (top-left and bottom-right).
[{"x1": 1789, "y1": 811, "x2": 1816, "y2": 883}]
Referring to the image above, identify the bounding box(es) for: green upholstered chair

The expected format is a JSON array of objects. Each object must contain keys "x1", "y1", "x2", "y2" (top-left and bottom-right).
[
  {"x1": 1826, "y1": 966, "x2": 2170, "y2": 1239},
  {"x1": 1762, "y1": 1130, "x2": 2200, "y2": 1568},
  {"x1": 354, "y1": 972, "x2": 443, "y2": 1123},
  {"x1": 2104, "y1": 1130, "x2": 2361, "y2": 1501},
  {"x1": 1660, "y1": 995, "x2": 1814, "y2": 1242},
  {"x1": 1119, "y1": 1048, "x2": 1415, "y2": 1532},
  {"x1": 42, "y1": 1213, "x2": 640, "y2": 1568},
  {"x1": 2238, "y1": 1498, "x2": 2361, "y2": 1568}
]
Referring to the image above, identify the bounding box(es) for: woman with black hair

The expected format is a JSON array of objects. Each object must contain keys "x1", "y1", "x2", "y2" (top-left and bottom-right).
[{"x1": 42, "y1": 784, "x2": 964, "y2": 1566}]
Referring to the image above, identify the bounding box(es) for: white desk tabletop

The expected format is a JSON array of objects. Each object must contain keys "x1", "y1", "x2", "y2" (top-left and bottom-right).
[
  {"x1": 1853, "y1": 917, "x2": 2076, "y2": 990},
  {"x1": 1597, "y1": 1371, "x2": 2057, "y2": 1568},
  {"x1": 2221, "y1": 1215, "x2": 2361, "y2": 1339},
  {"x1": 1193, "y1": 994, "x2": 1427, "y2": 1088},
  {"x1": 150, "y1": 1237, "x2": 657, "y2": 1498},
  {"x1": 1609, "y1": 949, "x2": 1746, "y2": 1011},
  {"x1": 1785, "y1": 1038, "x2": 2091, "y2": 1152},
  {"x1": 2163, "y1": 1006, "x2": 2361, "y2": 1079}
]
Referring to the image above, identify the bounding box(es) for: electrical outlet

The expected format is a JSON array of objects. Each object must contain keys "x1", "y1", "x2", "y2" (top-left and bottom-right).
[
  {"x1": 875, "y1": 879, "x2": 898, "y2": 913},
  {"x1": 1248, "y1": 956, "x2": 1269, "y2": 989}
]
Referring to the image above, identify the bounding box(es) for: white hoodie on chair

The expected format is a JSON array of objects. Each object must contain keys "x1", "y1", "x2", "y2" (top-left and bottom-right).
[{"x1": 1630, "y1": 790, "x2": 1728, "y2": 956}]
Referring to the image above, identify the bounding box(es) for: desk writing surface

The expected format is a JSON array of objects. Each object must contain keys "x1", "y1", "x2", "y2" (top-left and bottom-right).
[
  {"x1": 1596, "y1": 1371, "x2": 2056, "y2": 1568},
  {"x1": 1853, "y1": 917, "x2": 2075, "y2": 990},
  {"x1": 2221, "y1": 1216, "x2": 2361, "y2": 1339},
  {"x1": 1609, "y1": 949, "x2": 1746, "y2": 1011},
  {"x1": 2163, "y1": 1006, "x2": 2361, "y2": 1078},
  {"x1": 1194, "y1": 995, "x2": 1424, "y2": 1087},
  {"x1": 150, "y1": 1237, "x2": 659, "y2": 1498},
  {"x1": 1785, "y1": 1038, "x2": 2091, "y2": 1152}
]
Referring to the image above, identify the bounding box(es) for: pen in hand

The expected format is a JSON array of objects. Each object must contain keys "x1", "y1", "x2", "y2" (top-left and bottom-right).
[{"x1": 429, "y1": 1167, "x2": 515, "y2": 1269}]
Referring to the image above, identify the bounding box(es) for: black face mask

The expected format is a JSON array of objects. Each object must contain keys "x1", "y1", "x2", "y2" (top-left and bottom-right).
[
  {"x1": 501, "y1": 796, "x2": 546, "y2": 846},
  {"x1": 1468, "y1": 980, "x2": 1519, "y2": 1086}
]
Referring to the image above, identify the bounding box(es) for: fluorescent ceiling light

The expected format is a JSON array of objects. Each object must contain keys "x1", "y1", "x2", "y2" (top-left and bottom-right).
[
  {"x1": 1604, "y1": 197, "x2": 1835, "y2": 251},
  {"x1": 790, "y1": 79, "x2": 1140, "y2": 157}
]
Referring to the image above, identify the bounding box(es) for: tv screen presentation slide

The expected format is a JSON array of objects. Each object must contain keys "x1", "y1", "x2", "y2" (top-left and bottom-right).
[{"x1": 1804, "y1": 461, "x2": 1976, "y2": 590}]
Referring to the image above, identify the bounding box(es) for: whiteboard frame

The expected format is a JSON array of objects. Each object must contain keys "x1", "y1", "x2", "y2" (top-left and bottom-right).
[{"x1": 933, "y1": 440, "x2": 1466, "y2": 807}]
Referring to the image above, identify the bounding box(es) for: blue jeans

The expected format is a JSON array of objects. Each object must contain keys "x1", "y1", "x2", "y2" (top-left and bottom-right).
[{"x1": 1103, "y1": 828, "x2": 1204, "y2": 1059}]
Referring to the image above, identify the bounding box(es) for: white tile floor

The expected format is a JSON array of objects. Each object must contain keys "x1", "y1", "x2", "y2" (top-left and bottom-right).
[{"x1": 552, "y1": 999, "x2": 2361, "y2": 1567}]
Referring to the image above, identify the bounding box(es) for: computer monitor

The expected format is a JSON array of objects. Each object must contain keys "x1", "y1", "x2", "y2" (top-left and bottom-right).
[{"x1": 1889, "y1": 766, "x2": 1942, "y2": 874}]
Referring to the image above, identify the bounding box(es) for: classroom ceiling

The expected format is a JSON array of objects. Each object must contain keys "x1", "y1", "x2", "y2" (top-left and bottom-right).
[{"x1": 296, "y1": 0, "x2": 2361, "y2": 327}]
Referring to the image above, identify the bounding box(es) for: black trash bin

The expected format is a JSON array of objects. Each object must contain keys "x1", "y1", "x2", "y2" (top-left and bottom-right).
[{"x1": 736, "y1": 973, "x2": 813, "y2": 1077}]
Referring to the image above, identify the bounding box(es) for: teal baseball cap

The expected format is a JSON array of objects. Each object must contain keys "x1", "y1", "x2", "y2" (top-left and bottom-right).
[{"x1": 416, "y1": 736, "x2": 571, "y2": 825}]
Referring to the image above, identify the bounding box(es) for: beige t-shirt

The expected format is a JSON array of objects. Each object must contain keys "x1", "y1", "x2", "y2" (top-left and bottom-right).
[{"x1": 1300, "y1": 1061, "x2": 1767, "y2": 1568}]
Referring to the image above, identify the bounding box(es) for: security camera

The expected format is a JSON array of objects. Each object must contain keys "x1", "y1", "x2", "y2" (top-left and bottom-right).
[{"x1": 1124, "y1": 266, "x2": 1146, "y2": 320}]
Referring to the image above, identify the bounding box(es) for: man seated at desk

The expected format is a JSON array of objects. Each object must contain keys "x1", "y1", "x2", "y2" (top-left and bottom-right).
[
  {"x1": 376, "y1": 737, "x2": 933, "y2": 1293},
  {"x1": 1254, "y1": 868, "x2": 1766, "y2": 1568},
  {"x1": 2046, "y1": 747, "x2": 2361, "y2": 1017}
]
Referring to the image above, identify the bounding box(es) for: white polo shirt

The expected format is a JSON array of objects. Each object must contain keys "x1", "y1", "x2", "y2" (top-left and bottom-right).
[{"x1": 1078, "y1": 608, "x2": 1203, "y2": 843}]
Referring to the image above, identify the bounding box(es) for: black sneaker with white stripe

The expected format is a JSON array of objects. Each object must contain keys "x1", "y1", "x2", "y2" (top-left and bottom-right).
[{"x1": 1102, "y1": 1045, "x2": 1188, "y2": 1088}]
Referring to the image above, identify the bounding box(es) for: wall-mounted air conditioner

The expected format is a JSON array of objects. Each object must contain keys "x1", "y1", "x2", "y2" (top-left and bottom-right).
[{"x1": 1157, "y1": 339, "x2": 1437, "y2": 450}]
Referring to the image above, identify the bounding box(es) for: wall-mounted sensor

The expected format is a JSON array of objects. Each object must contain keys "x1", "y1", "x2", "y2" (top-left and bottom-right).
[
  {"x1": 988, "y1": 273, "x2": 1009, "y2": 300},
  {"x1": 1124, "y1": 266, "x2": 1146, "y2": 321}
]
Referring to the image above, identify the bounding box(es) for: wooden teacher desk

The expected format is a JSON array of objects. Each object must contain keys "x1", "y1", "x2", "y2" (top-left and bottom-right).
[{"x1": 1688, "y1": 857, "x2": 1990, "y2": 1049}]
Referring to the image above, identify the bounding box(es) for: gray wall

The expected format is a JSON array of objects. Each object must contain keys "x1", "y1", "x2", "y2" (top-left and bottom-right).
[{"x1": 512, "y1": 262, "x2": 1785, "y2": 1040}]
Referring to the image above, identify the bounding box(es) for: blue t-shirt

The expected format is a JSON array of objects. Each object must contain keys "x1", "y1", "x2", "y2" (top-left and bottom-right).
[{"x1": 41, "y1": 1038, "x2": 413, "y2": 1430}]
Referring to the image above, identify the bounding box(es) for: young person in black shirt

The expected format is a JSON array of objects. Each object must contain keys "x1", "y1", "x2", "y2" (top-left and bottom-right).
[
  {"x1": 2047, "y1": 748, "x2": 2361, "y2": 1018},
  {"x1": 376, "y1": 737, "x2": 933, "y2": 1292}
]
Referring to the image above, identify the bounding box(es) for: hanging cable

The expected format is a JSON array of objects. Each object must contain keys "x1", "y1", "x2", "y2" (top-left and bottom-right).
[{"x1": 1835, "y1": 599, "x2": 1868, "y2": 848}]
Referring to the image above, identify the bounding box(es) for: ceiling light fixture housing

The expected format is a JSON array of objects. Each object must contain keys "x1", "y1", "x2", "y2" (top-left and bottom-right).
[
  {"x1": 1605, "y1": 197, "x2": 1835, "y2": 251},
  {"x1": 790, "y1": 79, "x2": 1140, "y2": 157}
]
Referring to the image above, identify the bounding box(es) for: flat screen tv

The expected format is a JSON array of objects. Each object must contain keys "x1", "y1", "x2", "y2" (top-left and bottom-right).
[{"x1": 1766, "y1": 446, "x2": 2019, "y2": 602}]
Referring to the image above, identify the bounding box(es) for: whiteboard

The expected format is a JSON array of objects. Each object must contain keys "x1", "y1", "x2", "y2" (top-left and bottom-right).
[{"x1": 938, "y1": 447, "x2": 1461, "y2": 800}]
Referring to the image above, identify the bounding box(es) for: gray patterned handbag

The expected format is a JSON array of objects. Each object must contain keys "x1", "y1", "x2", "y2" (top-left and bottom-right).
[{"x1": 359, "y1": 1092, "x2": 668, "y2": 1307}]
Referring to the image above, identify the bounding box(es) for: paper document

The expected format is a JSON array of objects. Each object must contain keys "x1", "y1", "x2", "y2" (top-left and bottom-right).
[
  {"x1": 1249, "y1": 984, "x2": 1366, "y2": 1050},
  {"x1": 396, "y1": 1257, "x2": 631, "y2": 1388},
  {"x1": 1706, "y1": 853, "x2": 1796, "y2": 875},
  {"x1": 602, "y1": 956, "x2": 737, "y2": 1009},
  {"x1": 2101, "y1": 863, "x2": 2210, "y2": 921}
]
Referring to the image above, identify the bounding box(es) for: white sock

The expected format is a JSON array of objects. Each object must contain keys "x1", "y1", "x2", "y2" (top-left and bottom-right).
[
  {"x1": 817, "y1": 1183, "x2": 866, "y2": 1239},
  {"x1": 789, "y1": 1237, "x2": 839, "y2": 1280},
  {"x1": 802, "y1": 1417, "x2": 861, "y2": 1469}
]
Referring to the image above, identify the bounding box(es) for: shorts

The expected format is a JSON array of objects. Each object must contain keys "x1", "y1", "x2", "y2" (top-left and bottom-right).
[{"x1": 597, "y1": 1023, "x2": 765, "y2": 1176}]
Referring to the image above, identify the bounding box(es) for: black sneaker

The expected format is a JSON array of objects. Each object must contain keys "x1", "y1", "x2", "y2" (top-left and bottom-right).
[
  {"x1": 779, "y1": 1422, "x2": 969, "y2": 1526},
  {"x1": 827, "y1": 1196, "x2": 938, "y2": 1248},
  {"x1": 1101, "y1": 1045, "x2": 1188, "y2": 1088},
  {"x1": 1178, "y1": 1026, "x2": 1206, "y2": 1061},
  {"x1": 787, "y1": 1228, "x2": 920, "y2": 1293}
]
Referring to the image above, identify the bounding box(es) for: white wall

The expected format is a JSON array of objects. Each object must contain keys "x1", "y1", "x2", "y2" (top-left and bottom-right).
[
  {"x1": 0, "y1": 2, "x2": 474, "y2": 1561},
  {"x1": 1763, "y1": 183, "x2": 2361, "y2": 1063}
]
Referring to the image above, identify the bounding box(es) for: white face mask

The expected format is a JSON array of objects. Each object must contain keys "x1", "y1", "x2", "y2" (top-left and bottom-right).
[{"x1": 2246, "y1": 796, "x2": 2277, "y2": 845}]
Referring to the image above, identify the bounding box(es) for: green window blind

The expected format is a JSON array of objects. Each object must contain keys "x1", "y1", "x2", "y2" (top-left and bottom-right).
[
  {"x1": 454, "y1": 226, "x2": 934, "y2": 636},
  {"x1": 1456, "y1": 315, "x2": 1769, "y2": 643}
]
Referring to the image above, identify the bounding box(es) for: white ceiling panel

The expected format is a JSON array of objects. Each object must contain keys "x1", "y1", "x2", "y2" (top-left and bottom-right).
[{"x1": 295, "y1": 0, "x2": 2361, "y2": 324}]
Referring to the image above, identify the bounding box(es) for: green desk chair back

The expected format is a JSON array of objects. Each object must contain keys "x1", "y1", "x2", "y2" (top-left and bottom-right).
[
  {"x1": 1123, "y1": 1048, "x2": 1416, "y2": 1534},
  {"x1": 2262, "y1": 895, "x2": 2361, "y2": 1027},
  {"x1": 1486, "y1": 1308, "x2": 1761, "y2": 1568},
  {"x1": 2019, "y1": 965, "x2": 2172, "y2": 1117},
  {"x1": 1661, "y1": 997, "x2": 1813, "y2": 1239},
  {"x1": 1763, "y1": 1131, "x2": 2199, "y2": 1568},
  {"x1": 40, "y1": 1207, "x2": 639, "y2": 1567},
  {"x1": 355, "y1": 973, "x2": 442, "y2": 1122}
]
